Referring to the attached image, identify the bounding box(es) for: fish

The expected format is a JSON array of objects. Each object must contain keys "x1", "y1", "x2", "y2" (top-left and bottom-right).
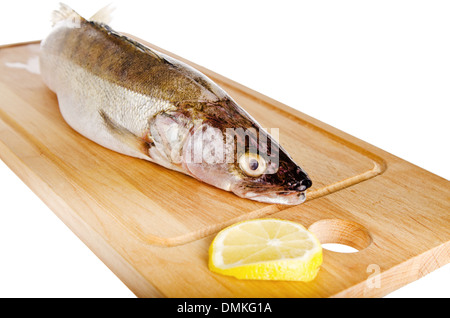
[{"x1": 39, "y1": 3, "x2": 312, "y2": 205}]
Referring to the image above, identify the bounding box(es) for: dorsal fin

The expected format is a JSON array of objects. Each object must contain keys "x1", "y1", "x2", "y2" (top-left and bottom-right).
[
  {"x1": 98, "y1": 23, "x2": 168, "y2": 64},
  {"x1": 51, "y1": 3, "x2": 167, "y2": 65},
  {"x1": 89, "y1": 3, "x2": 115, "y2": 24}
]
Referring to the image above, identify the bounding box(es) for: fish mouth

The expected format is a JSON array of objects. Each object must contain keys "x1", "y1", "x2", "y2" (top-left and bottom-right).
[{"x1": 238, "y1": 190, "x2": 307, "y2": 205}]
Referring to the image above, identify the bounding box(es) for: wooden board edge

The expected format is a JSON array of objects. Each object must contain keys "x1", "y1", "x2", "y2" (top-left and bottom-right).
[
  {"x1": 331, "y1": 241, "x2": 450, "y2": 297},
  {"x1": 0, "y1": 39, "x2": 41, "y2": 49},
  {"x1": 0, "y1": 134, "x2": 163, "y2": 297}
]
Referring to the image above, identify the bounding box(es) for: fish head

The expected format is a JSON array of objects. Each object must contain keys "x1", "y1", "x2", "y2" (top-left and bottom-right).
[
  {"x1": 228, "y1": 128, "x2": 312, "y2": 205},
  {"x1": 181, "y1": 113, "x2": 312, "y2": 205}
]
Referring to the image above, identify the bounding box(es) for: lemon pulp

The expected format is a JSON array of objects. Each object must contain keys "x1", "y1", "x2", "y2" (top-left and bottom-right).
[{"x1": 208, "y1": 218, "x2": 322, "y2": 281}]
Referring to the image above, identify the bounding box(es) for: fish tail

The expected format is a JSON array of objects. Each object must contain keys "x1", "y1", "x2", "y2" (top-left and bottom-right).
[
  {"x1": 51, "y1": 3, "x2": 114, "y2": 28},
  {"x1": 51, "y1": 3, "x2": 82, "y2": 27}
]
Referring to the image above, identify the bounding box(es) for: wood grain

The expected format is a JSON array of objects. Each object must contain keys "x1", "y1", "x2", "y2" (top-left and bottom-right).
[{"x1": 0, "y1": 41, "x2": 448, "y2": 297}]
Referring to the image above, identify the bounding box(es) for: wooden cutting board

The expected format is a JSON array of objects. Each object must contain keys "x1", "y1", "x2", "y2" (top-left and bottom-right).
[{"x1": 0, "y1": 41, "x2": 448, "y2": 297}]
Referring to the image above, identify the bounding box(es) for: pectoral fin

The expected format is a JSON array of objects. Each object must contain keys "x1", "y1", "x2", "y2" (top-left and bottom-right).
[{"x1": 99, "y1": 110, "x2": 152, "y2": 157}]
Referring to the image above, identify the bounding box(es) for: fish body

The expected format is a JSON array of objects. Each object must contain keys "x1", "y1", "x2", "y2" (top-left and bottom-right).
[{"x1": 40, "y1": 4, "x2": 312, "y2": 204}]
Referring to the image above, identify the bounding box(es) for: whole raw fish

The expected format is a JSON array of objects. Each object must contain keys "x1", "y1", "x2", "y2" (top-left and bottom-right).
[{"x1": 40, "y1": 4, "x2": 312, "y2": 204}]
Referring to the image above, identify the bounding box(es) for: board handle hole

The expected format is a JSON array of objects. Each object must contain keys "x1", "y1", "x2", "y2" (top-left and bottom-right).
[{"x1": 308, "y1": 219, "x2": 372, "y2": 253}]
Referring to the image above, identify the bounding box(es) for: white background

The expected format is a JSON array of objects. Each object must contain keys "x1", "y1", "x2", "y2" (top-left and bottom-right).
[{"x1": 0, "y1": 0, "x2": 449, "y2": 297}]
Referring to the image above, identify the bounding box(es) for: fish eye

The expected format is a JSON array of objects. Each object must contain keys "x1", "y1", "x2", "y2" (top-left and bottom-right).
[{"x1": 238, "y1": 153, "x2": 267, "y2": 177}]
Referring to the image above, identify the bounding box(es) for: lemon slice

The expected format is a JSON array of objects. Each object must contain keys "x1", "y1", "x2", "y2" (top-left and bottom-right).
[{"x1": 208, "y1": 218, "x2": 322, "y2": 281}]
